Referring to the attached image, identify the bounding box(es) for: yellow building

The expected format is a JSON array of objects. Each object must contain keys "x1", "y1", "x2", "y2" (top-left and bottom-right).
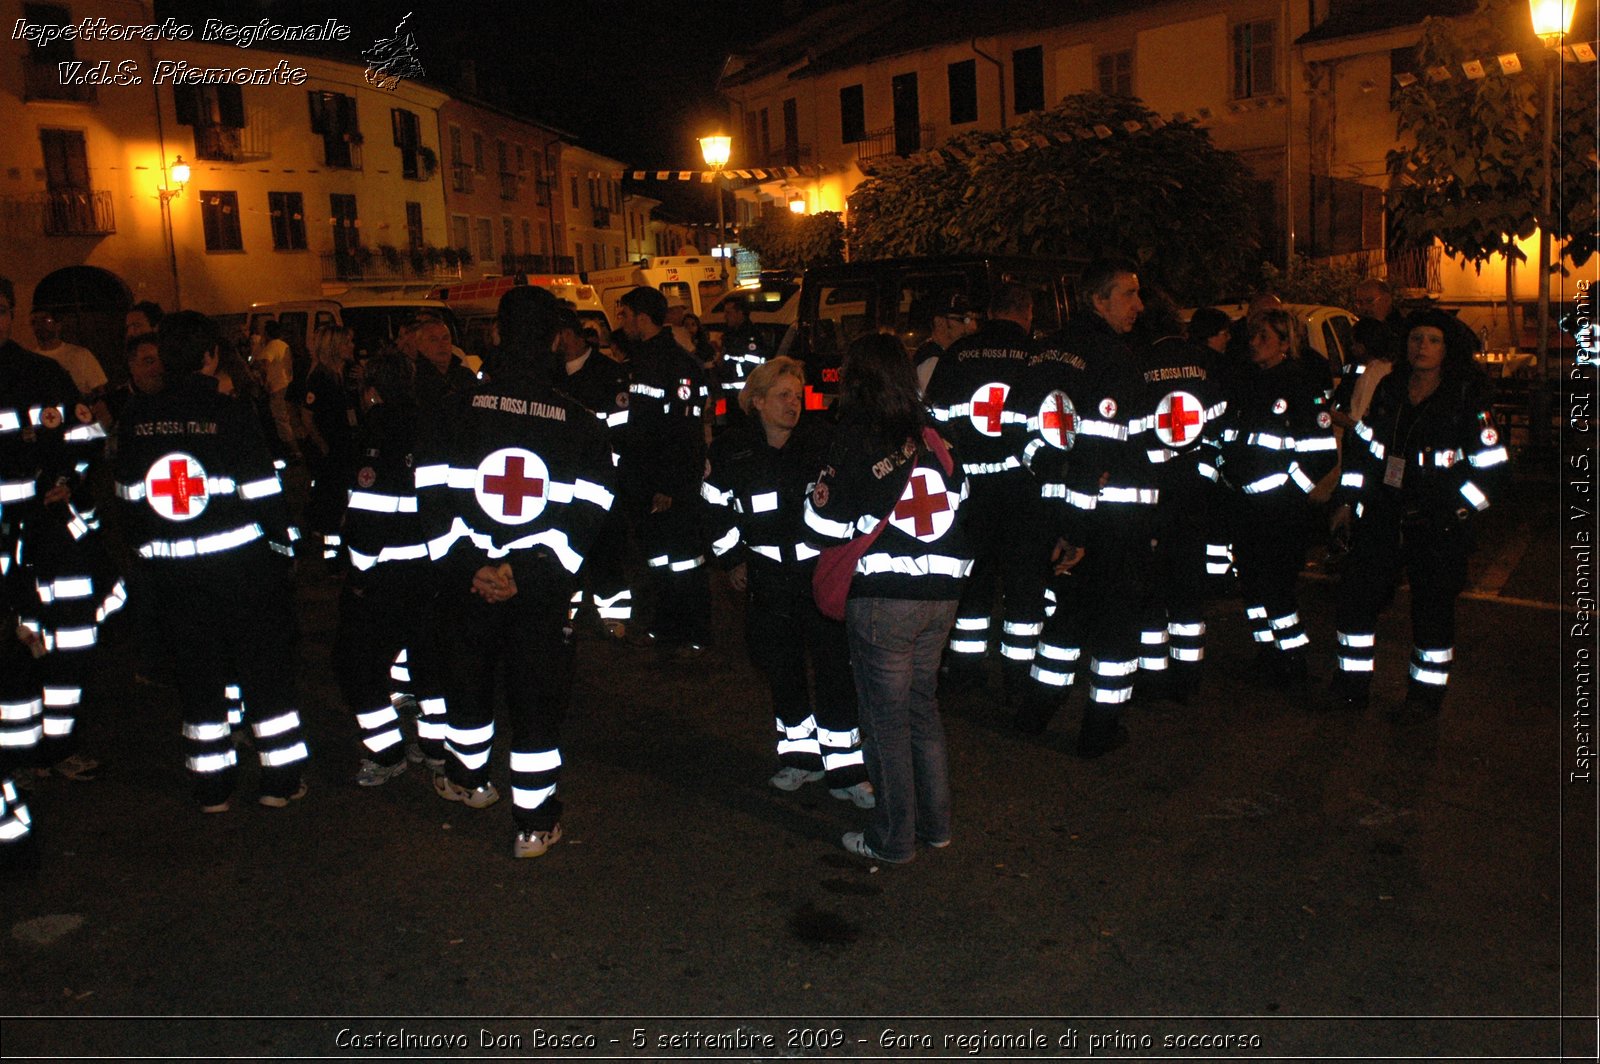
[{"x1": 558, "y1": 142, "x2": 629, "y2": 275}]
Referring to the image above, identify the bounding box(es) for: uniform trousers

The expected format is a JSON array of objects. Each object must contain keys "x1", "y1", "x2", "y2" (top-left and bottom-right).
[
  {"x1": 143, "y1": 548, "x2": 309, "y2": 805},
  {"x1": 1335, "y1": 510, "x2": 1471, "y2": 698},
  {"x1": 745, "y1": 568, "x2": 866, "y2": 788},
  {"x1": 630, "y1": 490, "x2": 710, "y2": 647},
  {"x1": 333, "y1": 567, "x2": 448, "y2": 767},
  {"x1": 1231, "y1": 495, "x2": 1313, "y2": 660},
  {"x1": 438, "y1": 573, "x2": 572, "y2": 832},
  {"x1": 946, "y1": 473, "x2": 1049, "y2": 693},
  {"x1": 1141, "y1": 493, "x2": 1214, "y2": 682}
]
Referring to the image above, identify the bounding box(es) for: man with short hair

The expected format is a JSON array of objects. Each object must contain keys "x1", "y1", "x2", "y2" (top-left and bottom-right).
[
  {"x1": 913, "y1": 293, "x2": 978, "y2": 395},
  {"x1": 113, "y1": 310, "x2": 308, "y2": 811},
  {"x1": 29, "y1": 309, "x2": 107, "y2": 399},
  {"x1": 254, "y1": 319, "x2": 301, "y2": 462},
  {"x1": 125, "y1": 301, "x2": 164, "y2": 341},
  {"x1": 614, "y1": 285, "x2": 711, "y2": 655},
  {"x1": 413, "y1": 316, "x2": 476, "y2": 409}
]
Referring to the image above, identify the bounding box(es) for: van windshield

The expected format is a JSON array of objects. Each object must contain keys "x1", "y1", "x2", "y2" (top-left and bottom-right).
[{"x1": 341, "y1": 306, "x2": 459, "y2": 360}]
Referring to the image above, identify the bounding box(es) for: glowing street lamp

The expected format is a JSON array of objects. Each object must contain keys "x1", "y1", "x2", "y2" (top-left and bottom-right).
[
  {"x1": 1529, "y1": 0, "x2": 1575, "y2": 39},
  {"x1": 788, "y1": 192, "x2": 807, "y2": 215},
  {"x1": 699, "y1": 133, "x2": 731, "y2": 281}
]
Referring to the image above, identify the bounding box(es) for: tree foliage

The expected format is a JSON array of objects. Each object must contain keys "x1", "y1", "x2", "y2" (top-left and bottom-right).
[
  {"x1": 847, "y1": 93, "x2": 1261, "y2": 303},
  {"x1": 737, "y1": 210, "x2": 845, "y2": 272},
  {"x1": 1260, "y1": 254, "x2": 1367, "y2": 309},
  {"x1": 1388, "y1": 0, "x2": 1598, "y2": 268}
]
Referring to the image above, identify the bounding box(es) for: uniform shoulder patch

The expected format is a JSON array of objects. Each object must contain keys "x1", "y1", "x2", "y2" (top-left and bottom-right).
[
  {"x1": 1316, "y1": 411, "x2": 1332, "y2": 428},
  {"x1": 1481, "y1": 426, "x2": 1498, "y2": 446},
  {"x1": 39, "y1": 406, "x2": 62, "y2": 429},
  {"x1": 1272, "y1": 397, "x2": 1288, "y2": 415},
  {"x1": 74, "y1": 403, "x2": 94, "y2": 424},
  {"x1": 357, "y1": 466, "x2": 377, "y2": 489},
  {"x1": 1098, "y1": 397, "x2": 1117, "y2": 419}
]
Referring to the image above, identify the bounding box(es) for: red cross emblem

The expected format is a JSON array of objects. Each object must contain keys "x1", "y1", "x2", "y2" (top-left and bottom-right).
[
  {"x1": 890, "y1": 469, "x2": 954, "y2": 540},
  {"x1": 1481, "y1": 426, "x2": 1498, "y2": 446},
  {"x1": 1155, "y1": 390, "x2": 1204, "y2": 448},
  {"x1": 1098, "y1": 397, "x2": 1117, "y2": 419},
  {"x1": 1038, "y1": 390, "x2": 1077, "y2": 450},
  {"x1": 968, "y1": 382, "x2": 1009, "y2": 437},
  {"x1": 474, "y1": 448, "x2": 549, "y2": 526},
  {"x1": 1272, "y1": 397, "x2": 1288, "y2": 415},
  {"x1": 145, "y1": 452, "x2": 208, "y2": 522}
]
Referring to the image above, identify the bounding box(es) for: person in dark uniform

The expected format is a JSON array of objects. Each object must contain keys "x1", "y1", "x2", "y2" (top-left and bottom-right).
[
  {"x1": 912, "y1": 292, "x2": 977, "y2": 395},
  {"x1": 301, "y1": 324, "x2": 358, "y2": 565},
  {"x1": 416, "y1": 285, "x2": 616, "y2": 858},
  {"x1": 613, "y1": 285, "x2": 710, "y2": 656},
  {"x1": 113, "y1": 311, "x2": 308, "y2": 811},
  {"x1": 2, "y1": 278, "x2": 121, "y2": 783},
  {"x1": 714, "y1": 295, "x2": 770, "y2": 434},
  {"x1": 703, "y1": 356, "x2": 871, "y2": 806},
  {"x1": 1331, "y1": 309, "x2": 1506, "y2": 720},
  {"x1": 553, "y1": 306, "x2": 631, "y2": 637},
  {"x1": 332, "y1": 351, "x2": 450, "y2": 786},
  {"x1": 1217, "y1": 307, "x2": 1337, "y2": 686},
  {"x1": 923, "y1": 281, "x2": 1047, "y2": 702},
  {"x1": 1126, "y1": 292, "x2": 1229, "y2": 701}
]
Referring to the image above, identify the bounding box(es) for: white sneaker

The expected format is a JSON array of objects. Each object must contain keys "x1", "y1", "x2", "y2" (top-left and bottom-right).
[
  {"x1": 841, "y1": 831, "x2": 912, "y2": 864},
  {"x1": 513, "y1": 823, "x2": 563, "y2": 858},
  {"x1": 829, "y1": 781, "x2": 876, "y2": 809},
  {"x1": 356, "y1": 758, "x2": 408, "y2": 787},
  {"x1": 434, "y1": 774, "x2": 499, "y2": 809},
  {"x1": 769, "y1": 766, "x2": 825, "y2": 792}
]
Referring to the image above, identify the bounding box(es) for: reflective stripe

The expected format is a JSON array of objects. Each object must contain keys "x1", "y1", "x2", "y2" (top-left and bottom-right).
[
  {"x1": 426, "y1": 517, "x2": 585, "y2": 574},
  {"x1": 0, "y1": 699, "x2": 42, "y2": 721},
  {"x1": 365, "y1": 729, "x2": 403, "y2": 753},
  {"x1": 183, "y1": 721, "x2": 232, "y2": 742},
  {"x1": 1460, "y1": 480, "x2": 1489, "y2": 511},
  {"x1": 794, "y1": 543, "x2": 820, "y2": 561},
  {"x1": 954, "y1": 618, "x2": 989, "y2": 631},
  {"x1": 0, "y1": 410, "x2": 21, "y2": 432},
  {"x1": 854, "y1": 552, "x2": 973, "y2": 578},
  {"x1": 947, "y1": 639, "x2": 987, "y2": 654},
  {"x1": 512, "y1": 784, "x2": 557, "y2": 810},
  {"x1": 510, "y1": 749, "x2": 562, "y2": 773},
  {"x1": 1099, "y1": 486, "x2": 1159, "y2": 505},
  {"x1": 1090, "y1": 659, "x2": 1137, "y2": 678},
  {"x1": 963, "y1": 456, "x2": 1023, "y2": 475},
  {"x1": 711, "y1": 527, "x2": 741, "y2": 555},
  {"x1": 1245, "y1": 431, "x2": 1291, "y2": 450},
  {"x1": 1171, "y1": 647, "x2": 1204, "y2": 662},
  {"x1": 187, "y1": 749, "x2": 238, "y2": 774},
  {"x1": 1341, "y1": 471, "x2": 1364, "y2": 489},
  {"x1": 1269, "y1": 613, "x2": 1301, "y2": 630},
  {"x1": 1289, "y1": 464, "x2": 1316, "y2": 493},
  {"x1": 1242, "y1": 472, "x2": 1288, "y2": 494},
  {"x1": 258, "y1": 741, "x2": 308, "y2": 767},
  {"x1": 1409, "y1": 664, "x2": 1449, "y2": 686},
  {"x1": 1337, "y1": 632, "x2": 1376, "y2": 647},
  {"x1": 1039, "y1": 484, "x2": 1099, "y2": 509},
  {"x1": 413, "y1": 463, "x2": 449, "y2": 488},
  {"x1": 1338, "y1": 657, "x2": 1376, "y2": 672},
  {"x1": 803, "y1": 504, "x2": 855, "y2": 541},
  {"x1": 0, "y1": 727, "x2": 43, "y2": 747},
  {"x1": 1036, "y1": 644, "x2": 1080, "y2": 662},
  {"x1": 1002, "y1": 621, "x2": 1042, "y2": 636},
  {"x1": 1277, "y1": 632, "x2": 1310, "y2": 651},
  {"x1": 357, "y1": 707, "x2": 399, "y2": 730},
  {"x1": 1140, "y1": 631, "x2": 1168, "y2": 645},
  {"x1": 750, "y1": 491, "x2": 779, "y2": 513},
  {"x1": 816, "y1": 725, "x2": 860, "y2": 748},
  {"x1": 999, "y1": 643, "x2": 1036, "y2": 661},
  {"x1": 749, "y1": 543, "x2": 781, "y2": 561},
  {"x1": 1139, "y1": 656, "x2": 1168, "y2": 670},
  {"x1": 1296, "y1": 436, "x2": 1337, "y2": 453},
  {"x1": 701, "y1": 482, "x2": 734, "y2": 506},
  {"x1": 1415, "y1": 647, "x2": 1454, "y2": 663},
  {"x1": 346, "y1": 491, "x2": 418, "y2": 513},
  {"x1": 1470, "y1": 446, "x2": 1509, "y2": 468},
  {"x1": 138, "y1": 523, "x2": 264, "y2": 559},
  {"x1": 347, "y1": 543, "x2": 430, "y2": 571},
  {"x1": 0, "y1": 480, "x2": 37, "y2": 503},
  {"x1": 253, "y1": 711, "x2": 301, "y2": 738},
  {"x1": 52, "y1": 626, "x2": 97, "y2": 650},
  {"x1": 41, "y1": 687, "x2": 81, "y2": 707},
  {"x1": 238, "y1": 476, "x2": 283, "y2": 500},
  {"x1": 1090, "y1": 686, "x2": 1133, "y2": 703},
  {"x1": 449, "y1": 723, "x2": 495, "y2": 746},
  {"x1": 447, "y1": 744, "x2": 491, "y2": 770},
  {"x1": 1169, "y1": 622, "x2": 1204, "y2": 637},
  {"x1": 1030, "y1": 665, "x2": 1075, "y2": 686}
]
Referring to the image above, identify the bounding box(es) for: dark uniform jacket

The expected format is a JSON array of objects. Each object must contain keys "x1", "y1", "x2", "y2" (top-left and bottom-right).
[
  {"x1": 1337, "y1": 370, "x2": 1506, "y2": 531},
  {"x1": 703, "y1": 419, "x2": 831, "y2": 579},
  {"x1": 414, "y1": 355, "x2": 478, "y2": 411},
  {"x1": 924, "y1": 318, "x2": 1034, "y2": 479},
  {"x1": 343, "y1": 401, "x2": 428, "y2": 579},
  {"x1": 113, "y1": 373, "x2": 294, "y2": 563},
  {"x1": 616, "y1": 329, "x2": 707, "y2": 505},
  {"x1": 415, "y1": 358, "x2": 615, "y2": 591},
  {"x1": 718, "y1": 321, "x2": 770, "y2": 397},
  {"x1": 560, "y1": 347, "x2": 630, "y2": 439},
  {"x1": 1127, "y1": 334, "x2": 1228, "y2": 501},
  {"x1": 803, "y1": 411, "x2": 972, "y2": 602},
  {"x1": 1218, "y1": 356, "x2": 1337, "y2": 499}
]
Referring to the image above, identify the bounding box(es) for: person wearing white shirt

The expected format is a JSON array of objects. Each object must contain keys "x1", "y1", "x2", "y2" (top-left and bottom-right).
[{"x1": 29, "y1": 309, "x2": 107, "y2": 396}]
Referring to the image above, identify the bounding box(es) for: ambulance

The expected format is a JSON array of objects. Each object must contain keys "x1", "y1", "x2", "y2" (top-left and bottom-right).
[
  {"x1": 428, "y1": 274, "x2": 613, "y2": 361},
  {"x1": 585, "y1": 255, "x2": 733, "y2": 326}
]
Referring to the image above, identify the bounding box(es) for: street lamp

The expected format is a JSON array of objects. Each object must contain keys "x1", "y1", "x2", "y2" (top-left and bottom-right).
[
  {"x1": 788, "y1": 192, "x2": 806, "y2": 215},
  {"x1": 159, "y1": 155, "x2": 190, "y2": 308},
  {"x1": 1530, "y1": 0, "x2": 1573, "y2": 448},
  {"x1": 699, "y1": 132, "x2": 731, "y2": 282}
]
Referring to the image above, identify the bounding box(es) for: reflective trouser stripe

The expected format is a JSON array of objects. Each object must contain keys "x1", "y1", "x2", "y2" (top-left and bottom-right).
[
  {"x1": 1089, "y1": 657, "x2": 1136, "y2": 703},
  {"x1": 1246, "y1": 605, "x2": 1273, "y2": 643},
  {"x1": 949, "y1": 615, "x2": 989, "y2": 658},
  {"x1": 1270, "y1": 613, "x2": 1309, "y2": 652},
  {"x1": 358, "y1": 705, "x2": 404, "y2": 754},
  {"x1": 389, "y1": 647, "x2": 411, "y2": 685},
  {"x1": 225, "y1": 684, "x2": 245, "y2": 727},
  {"x1": 818, "y1": 724, "x2": 863, "y2": 771},
  {"x1": 447, "y1": 722, "x2": 494, "y2": 772},
  {"x1": 1168, "y1": 620, "x2": 1205, "y2": 664},
  {"x1": 416, "y1": 697, "x2": 449, "y2": 742},
  {"x1": 510, "y1": 747, "x2": 561, "y2": 811},
  {"x1": 1030, "y1": 664, "x2": 1076, "y2": 687},
  {"x1": 593, "y1": 589, "x2": 631, "y2": 620},
  {"x1": 1409, "y1": 646, "x2": 1453, "y2": 687},
  {"x1": 0, "y1": 778, "x2": 33, "y2": 841},
  {"x1": 1336, "y1": 631, "x2": 1376, "y2": 674},
  {"x1": 41, "y1": 685, "x2": 81, "y2": 737},
  {"x1": 1139, "y1": 628, "x2": 1169, "y2": 671},
  {"x1": 252, "y1": 710, "x2": 308, "y2": 768}
]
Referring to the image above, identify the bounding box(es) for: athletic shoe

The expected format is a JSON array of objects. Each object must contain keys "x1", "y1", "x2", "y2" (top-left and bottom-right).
[
  {"x1": 356, "y1": 758, "x2": 409, "y2": 787},
  {"x1": 257, "y1": 781, "x2": 308, "y2": 809},
  {"x1": 513, "y1": 823, "x2": 563, "y2": 858},
  {"x1": 434, "y1": 774, "x2": 499, "y2": 809},
  {"x1": 841, "y1": 831, "x2": 912, "y2": 864},
  {"x1": 769, "y1": 766, "x2": 824, "y2": 792},
  {"x1": 829, "y1": 781, "x2": 876, "y2": 809}
]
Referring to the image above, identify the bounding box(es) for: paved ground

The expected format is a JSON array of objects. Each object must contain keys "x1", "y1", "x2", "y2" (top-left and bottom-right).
[{"x1": 1, "y1": 469, "x2": 1592, "y2": 1060}]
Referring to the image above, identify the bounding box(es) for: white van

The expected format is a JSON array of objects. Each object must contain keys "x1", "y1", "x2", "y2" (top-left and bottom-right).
[
  {"x1": 427, "y1": 275, "x2": 612, "y2": 363},
  {"x1": 247, "y1": 296, "x2": 460, "y2": 365},
  {"x1": 586, "y1": 255, "x2": 732, "y2": 325}
]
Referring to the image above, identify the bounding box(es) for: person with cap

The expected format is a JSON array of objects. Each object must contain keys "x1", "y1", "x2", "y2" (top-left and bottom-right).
[
  {"x1": 912, "y1": 292, "x2": 978, "y2": 395},
  {"x1": 703, "y1": 355, "x2": 871, "y2": 807},
  {"x1": 415, "y1": 284, "x2": 616, "y2": 858},
  {"x1": 612, "y1": 285, "x2": 711, "y2": 657},
  {"x1": 923, "y1": 281, "x2": 1046, "y2": 703},
  {"x1": 1216, "y1": 306, "x2": 1337, "y2": 687},
  {"x1": 1330, "y1": 309, "x2": 1505, "y2": 720},
  {"x1": 553, "y1": 305, "x2": 632, "y2": 638},
  {"x1": 113, "y1": 310, "x2": 308, "y2": 811}
]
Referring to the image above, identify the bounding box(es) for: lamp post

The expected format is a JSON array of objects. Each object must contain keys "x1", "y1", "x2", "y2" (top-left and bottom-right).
[
  {"x1": 699, "y1": 133, "x2": 731, "y2": 283},
  {"x1": 1529, "y1": 0, "x2": 1573, "y2": 449},
  {"x1": 158, "y1": 155, "x2": 190, "y2": 309}
]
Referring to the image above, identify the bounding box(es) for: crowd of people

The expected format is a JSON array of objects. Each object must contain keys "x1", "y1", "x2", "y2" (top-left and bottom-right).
[{"x1": 0, "y1": 261, "x2": 1510, "y2": 869}]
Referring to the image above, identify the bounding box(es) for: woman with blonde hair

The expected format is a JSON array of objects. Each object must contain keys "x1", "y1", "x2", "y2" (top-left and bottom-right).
[{"x1": 702, "y1": 356, "x2": 872, "y2": 807}]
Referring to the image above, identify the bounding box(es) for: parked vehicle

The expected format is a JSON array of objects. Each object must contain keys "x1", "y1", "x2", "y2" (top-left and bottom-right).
[
  {"x1": 703, "y1": 272, "x2": 801, "y2": 356},
  {"x1": 427, "y1": 275, "x2": 612, "y2": 363},
  {"x1": 586, "y1": 254, "x2": 733, "y2": 325},
  {"x1": 247, "y1": 297, "x2": 460, "y2": 365},
  {"x1": 1190, "y1": 302, "x2": 1359, "y2": 380},
  {"x1": 789, "y1": 256, "x2": 1082, "y2": 407}
]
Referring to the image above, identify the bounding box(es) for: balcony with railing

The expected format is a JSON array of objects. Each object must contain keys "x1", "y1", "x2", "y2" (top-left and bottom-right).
[
  {"x1": 451, "y1": 163, "x2": 475, "y2": 194},
  {"x1": 499, "y1": 171, "x2": 519, "y2": 200},
  {"x1": 320, "y1": 248, "x2": 464, "y2": 284},
  {"x1": 853, "y1": 124, "x2": 933, "y2": 164},
  {"x1": 42, "y1": 189, "x2": 115, "y2": 236}
]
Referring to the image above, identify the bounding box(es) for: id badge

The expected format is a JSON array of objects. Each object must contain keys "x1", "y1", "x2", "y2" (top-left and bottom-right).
[{"x1": 1383, "y1": 455, "x2": 1405, "y2": 489}]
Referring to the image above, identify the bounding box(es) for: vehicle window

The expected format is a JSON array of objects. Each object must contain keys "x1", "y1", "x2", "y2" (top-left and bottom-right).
[
  {"x1": 660, "y1": 282, "x2": 692, "y2": 310},
  {"x1": 895, "y1": 271, "x2": 969, "y2": 355},
  {"x1": 1324, "y1": 316, "x2": 1352, "y2": 375},
  {"x1": 248, "y1": 313, "x2": 273, "y2": 338},
  {"x1": 341, "y1": 306, "x2": 458, "y2": 361},
  {"x1": 1003, "y1": 270, "x2": 1066, "y2": 336},
  {"x1": 811, "y1": 281, "x2": 879, "y2": 365},
  {"x1": 314, "y1": 310, "x2": 337, "y2": 332},
  {"x1": 277, "y1": 312, "x2": 309, "y2": 361},
  {"x1": 698, "y1": 279, "x2": 728, "y2": 313},
  {"x1": 710, "y1": 282, "x2": 799, "y2": 315}
]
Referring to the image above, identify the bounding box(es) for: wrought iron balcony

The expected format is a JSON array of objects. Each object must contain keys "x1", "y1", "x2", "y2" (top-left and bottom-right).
[{"x1": 42, "y1": 189, "x2": 114, "y2": 236}]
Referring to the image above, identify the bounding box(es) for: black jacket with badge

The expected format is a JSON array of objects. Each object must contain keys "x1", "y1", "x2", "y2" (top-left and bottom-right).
[
  {"x1": 560, "y1": 346, "x2": 630, "y2": 441},
  {"x1": 415, "y1": 360, "x2": 615, "y2": 592},
  {"x1": 113, "y1": 373, "x2": 294, "y2": 564},
  {"x1": 924, "y1": 318, "x2": 1035, "y2": 478},
  {"x1": 615, "y1": 329, "x2": 707, "y2": 505},
  {"x1": 1218, "y1": 356, "x2": 1337, "y2": 500},
  {"x1": 703, "y1": 419, "x2": 832, "y2": 584},
  {"x1": 803, "y1": 410, "x2": 972, "y2": 601},
  {"x1": 342, "y1": 401, "x2": 427, "y2": 583},
  {"x1": 1127, "y1": 334, "x2": 1228, "y2": 502}
]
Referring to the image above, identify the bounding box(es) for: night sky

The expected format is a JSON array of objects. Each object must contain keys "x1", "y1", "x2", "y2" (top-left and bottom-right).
[{"x1": 156, "y1": 0, "x2": 798, "y2": 206}]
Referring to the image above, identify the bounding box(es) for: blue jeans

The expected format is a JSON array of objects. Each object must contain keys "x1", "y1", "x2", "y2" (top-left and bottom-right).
[{"x1": 845, "y1": 597, "x2": 958, "y2": 862}]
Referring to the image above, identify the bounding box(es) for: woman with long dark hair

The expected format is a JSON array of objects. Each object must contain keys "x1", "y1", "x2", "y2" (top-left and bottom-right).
[
  {"x1": 1331, "y1": 309, "x2": 1505, "y2": 719},
  {"x1": 803, "y1": 332, "x2": 972, "y2": 863}
]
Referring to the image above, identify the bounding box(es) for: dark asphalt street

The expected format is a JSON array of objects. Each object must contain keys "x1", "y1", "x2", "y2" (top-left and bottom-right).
[{"x1": 1, "y1": 469, "x2": 1591, "y2": 1060}]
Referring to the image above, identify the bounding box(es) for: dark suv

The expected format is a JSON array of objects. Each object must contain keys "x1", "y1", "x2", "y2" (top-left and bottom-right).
[{"x1": 789, "y1": 255, "x2": 1082, "y2": 407}]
